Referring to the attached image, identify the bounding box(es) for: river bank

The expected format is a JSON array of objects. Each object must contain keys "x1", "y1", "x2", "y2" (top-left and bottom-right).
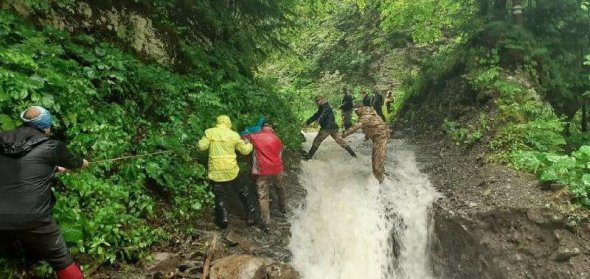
[{"x1": 397, "y1": 126, "x2": 590, "y2": 278}]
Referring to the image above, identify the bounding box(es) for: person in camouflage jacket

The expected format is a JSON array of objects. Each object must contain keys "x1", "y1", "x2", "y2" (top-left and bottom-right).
[{"x1": 342, "y1": 105, "x2": 390, "y2": 183}]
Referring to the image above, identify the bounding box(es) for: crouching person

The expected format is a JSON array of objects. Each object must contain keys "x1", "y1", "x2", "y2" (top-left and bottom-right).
[
  {"x1": 0, "y1": 106, "x2": 89, "y2": 279},
  {"x1": 243, "y1": 122, "x2": 287, "y2": 233},
  {"x1": 342, "y1": 105, "x2": 390, "y2": 183}
]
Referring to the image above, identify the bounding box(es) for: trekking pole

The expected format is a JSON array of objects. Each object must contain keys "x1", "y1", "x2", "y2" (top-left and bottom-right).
[{"x1": 89, "y1": 150, "x2": 175, "y2": 164}]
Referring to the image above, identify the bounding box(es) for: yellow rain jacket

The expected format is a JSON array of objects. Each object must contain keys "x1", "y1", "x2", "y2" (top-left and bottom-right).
[{"x1": 198, "y1": 115, "x2": 253, "y2": 182}]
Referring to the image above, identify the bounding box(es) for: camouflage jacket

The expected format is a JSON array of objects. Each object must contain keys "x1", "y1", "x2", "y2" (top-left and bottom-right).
[{"x1": 342, "y1": 107, "x2": 389, "y2": 139}]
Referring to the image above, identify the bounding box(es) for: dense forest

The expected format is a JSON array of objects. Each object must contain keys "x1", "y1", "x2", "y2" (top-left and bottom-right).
[{"x1": 1, "y1": 0, "x2": 589, "y2": 277}]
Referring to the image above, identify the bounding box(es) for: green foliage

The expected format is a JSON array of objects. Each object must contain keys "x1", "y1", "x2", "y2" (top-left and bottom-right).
[
  {"x1": 464, "y1": 68, "x2": 567, "y2": 161},
  {"x1": 0, "y1": 5, "x2": 300, "y2": 272},
  {"x1": 442, "y1": 119, "x2": 483, "y2": 145},
  {"x1": 512, "y1": 146, "x2": 590, "y2": 205},
  {"x1": 396, "y1": 0, "x2": 590, "y2": 206},
  {"x1": 381, "y1": 0, "x2": 477, "y2": 44}
]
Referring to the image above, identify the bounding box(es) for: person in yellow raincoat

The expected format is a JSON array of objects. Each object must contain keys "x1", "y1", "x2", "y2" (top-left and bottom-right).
[{"x1": 198, "y1": 115, "x2": 254, "y2": 229}]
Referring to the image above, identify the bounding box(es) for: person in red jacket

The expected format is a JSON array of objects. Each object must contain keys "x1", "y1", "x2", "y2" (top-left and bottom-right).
[{"x1": 242, "y1": 122, "x2": 287, "y2": 233}]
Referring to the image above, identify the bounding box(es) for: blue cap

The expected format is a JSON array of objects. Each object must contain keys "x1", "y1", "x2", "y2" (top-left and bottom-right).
[{"x1": 20, "y1": 106, "x2": 52, "y2": 129}]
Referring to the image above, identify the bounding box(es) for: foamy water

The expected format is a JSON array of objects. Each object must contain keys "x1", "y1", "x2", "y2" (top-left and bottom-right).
[{"x1": 289, "y1": 132, "x2": 439, "y2": 279}]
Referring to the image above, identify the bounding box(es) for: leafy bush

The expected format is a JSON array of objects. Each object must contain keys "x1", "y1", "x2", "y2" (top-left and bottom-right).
[
  {"x1": 463, "y1": 66, "x2": 566, "y2": 161},
  {"x1": 0, "y1": 7, "x2": 301, "y2": 272},
  {"x1": 442, "y1": 119, "x2": 482, "y2": 145},
  {"x1": 512, "y1": 146, "x2": 590, "y2": 205}
]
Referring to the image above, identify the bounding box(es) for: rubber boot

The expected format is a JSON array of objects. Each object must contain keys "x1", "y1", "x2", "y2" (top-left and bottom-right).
[
  {"x1": 305, "y1": 145, "x2": 319, "y2": 160},
  {"x1": 239, "y1": 186, "x2": 257, "y2": 226},
  {"x1": 56, "y1": 263, "x2": 84, "y2": 279},
  {"x1": 213, "y1": 184, "x2": 228, "y2": 229},
  {"x1": 344, "y1": 146, "x2": 357, "y2": 158},
  {"x1": 277, "y1": 185, "x2": 288, "y2": 215},
  {"x1": 214, "y1": 196, "x2": 228, "y2": 229}
]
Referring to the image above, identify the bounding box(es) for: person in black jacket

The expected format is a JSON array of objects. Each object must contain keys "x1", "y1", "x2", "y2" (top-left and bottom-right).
[
  {"x1": 361, "y1": 90, "x2": 373, "y2": 107},
  {"x1": 373, "y1": 91, "x2": 386, "y2": 121},
  {"x1": 0, "y1": 106, "x2": 88, "y2": 279},
  {"x1": 303, "y1": 96, "x2": 357, "y2": 160},
  {"x1": 339, "y1": 87, "x2": 354, "y2": 130}
]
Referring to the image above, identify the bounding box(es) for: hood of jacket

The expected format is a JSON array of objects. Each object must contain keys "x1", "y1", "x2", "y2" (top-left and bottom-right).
[
  {"x1": 255, "y1": 117, "x2": 266, "y2": 127},
  {"x1": 0, "y1": 125, "x2": 49, "y2": 157},
  {"x1": 216, "y1": 115, "x2": 232, "y2": 129}
]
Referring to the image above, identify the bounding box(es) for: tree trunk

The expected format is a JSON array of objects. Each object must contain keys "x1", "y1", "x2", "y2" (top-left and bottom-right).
[{"x1": 512, "y1": 0, "x2": 524, "y2": 25}]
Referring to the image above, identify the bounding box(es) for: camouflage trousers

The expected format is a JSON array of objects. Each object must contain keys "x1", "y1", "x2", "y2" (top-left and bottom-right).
[
  {"x1": 311, "y1": 129, "x2": 350, "y2": 149},
  {"x1": 371, "y1": 134, "x2": 390, "y2": 183},
  {"x1": 255, "y1": 173, "x2": 287, "y2": 226}
]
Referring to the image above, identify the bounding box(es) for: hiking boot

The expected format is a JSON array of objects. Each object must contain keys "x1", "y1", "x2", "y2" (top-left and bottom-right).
[
  {"x1": 261, "y1": 224, "x2": 271, "y2": 234},
  {"x1": 344, "y1": 146, "x2": 357, "y2": 158},
  {"x1": 305, "y1": 146, "x2": 319, "y2": 161}
]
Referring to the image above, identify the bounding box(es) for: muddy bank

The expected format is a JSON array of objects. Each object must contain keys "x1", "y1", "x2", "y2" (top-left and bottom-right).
[{"x1": 398, "y1": 130, "x2": 590, "y2": 278}]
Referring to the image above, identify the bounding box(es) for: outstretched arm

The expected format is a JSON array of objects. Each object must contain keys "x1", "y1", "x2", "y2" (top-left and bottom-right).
[
  {"x1": 53, "y1": 141, "x2": 87, "y2": 171},
  {"x1": 235, "y1": 139, "x2": 253, "y2": 155},
  {"x1": 305, "y1": 106, "x2": 323, "y2": 125},
  {"x1": 197, "y1": 134, "x2": 211, "y2": 151},
  {"x1": 342, "y1": 120, "x2": 364, "y2": 138}
]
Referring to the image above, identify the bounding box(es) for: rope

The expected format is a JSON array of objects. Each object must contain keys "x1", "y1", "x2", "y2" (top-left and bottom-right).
[{"x1": 90, "y1": 150, "x2": 175, "y2": 164}]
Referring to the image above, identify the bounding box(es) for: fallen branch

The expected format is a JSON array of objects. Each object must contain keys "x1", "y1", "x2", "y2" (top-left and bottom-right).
[{"x1": 202, "y1": 233, "x2": 219, "y2": 279}]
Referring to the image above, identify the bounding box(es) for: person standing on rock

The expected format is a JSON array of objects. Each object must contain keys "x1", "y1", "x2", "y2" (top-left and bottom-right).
[
  {"x1": 242, "y1": 122, "x2": 287, "y2": 233},
  {"x1": 0, "y1": 106, "x2": 89, "y2": 279},
  {"x1": 198, "y1": 115, "x2": 256, "y2": 229},
  {"x1": 303, "y1": 96, "x2": 357, "y2": 160},
  {"x1": 339, "y1": 87, "x2": 354, "y2": 130},
  {"x1": 342, "y1": 104, "x2": 390, "y2": 183}
]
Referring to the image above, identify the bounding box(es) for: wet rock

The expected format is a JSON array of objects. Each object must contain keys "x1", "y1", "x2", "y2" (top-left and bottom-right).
[
  {"x1": 178, "y1": 260, "x2": 202, "y2": 272},
  {"x1": 146, "y1": 252, "x2": 181, "y2": 273},
  {"x1": 550, "y1": 247, "x2": 580, "y2": 262},
  {"x1": 263, "y1": 262, "x2": 300, "y2": 279},
  {"x1": 210, "y1": 255, "x2": 299, "y2": 279},
  {"x1": 526, "y1": 209, "x2": 550, "y2": 225},
  {"x1": 225, "y1": 230, "x2": 257, "y2": 250}
]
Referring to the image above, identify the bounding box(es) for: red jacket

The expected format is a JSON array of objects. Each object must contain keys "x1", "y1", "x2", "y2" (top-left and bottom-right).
[{"x1": 243, "y1": 127, "x2": 284, "y2": 175}]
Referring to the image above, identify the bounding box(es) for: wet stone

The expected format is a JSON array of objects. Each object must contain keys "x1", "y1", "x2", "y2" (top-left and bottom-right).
[
  {"x1": 147, "y1": 252, "x2": 181, "y2": 273},
  {"x1": 210, "y1": 254, "x2": 299, "y2": 279},
  {"x1": 550, "y1": 247, "x2": 580, "y2": 262}
]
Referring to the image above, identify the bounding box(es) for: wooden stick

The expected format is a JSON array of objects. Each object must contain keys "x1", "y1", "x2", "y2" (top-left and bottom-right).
[
  {"x1": 202, "y1": 233, "x2": 219, "y2": 279},
  {"x1": 90, "y1": 150, "x2": 174, "y2": 164}
]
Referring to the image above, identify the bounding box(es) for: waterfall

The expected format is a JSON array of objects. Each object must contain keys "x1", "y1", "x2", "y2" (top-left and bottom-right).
[{"x1": 289, "y1": 132, "x2": 439, "y2": 279}]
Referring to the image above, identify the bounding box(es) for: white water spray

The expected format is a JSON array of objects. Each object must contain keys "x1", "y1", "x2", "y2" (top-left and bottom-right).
[{"x1": 289, "y1": 132, "x2": 439, "y2": 279}]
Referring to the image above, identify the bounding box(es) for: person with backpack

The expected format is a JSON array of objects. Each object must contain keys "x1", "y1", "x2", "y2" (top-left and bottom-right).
[{"x1": 0, "y1": 106, "x2": 89, "y2": 279}]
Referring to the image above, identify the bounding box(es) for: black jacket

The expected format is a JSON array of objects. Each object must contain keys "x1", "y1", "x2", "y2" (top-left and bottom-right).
[
  {"x1": 306, "y1": 102, "x2": 339, "y2": 130},
  {"x1": 362, "y1": 95, "x2": 373, "y2": 107},
  {"x1": 340, "y1": 94, "x2": 353, "y2": 112},
  {"x1": 373, "y1": 93, "x2": 384, "y2": 108},
  {"x1": 0, "y1": 125, "x2": 83, "y2": 230}
]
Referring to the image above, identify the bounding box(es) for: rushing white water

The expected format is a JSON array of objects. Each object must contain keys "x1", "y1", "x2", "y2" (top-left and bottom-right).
[{"x1": 289, "y1": 132, "x2": 440, "y2": 279}]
